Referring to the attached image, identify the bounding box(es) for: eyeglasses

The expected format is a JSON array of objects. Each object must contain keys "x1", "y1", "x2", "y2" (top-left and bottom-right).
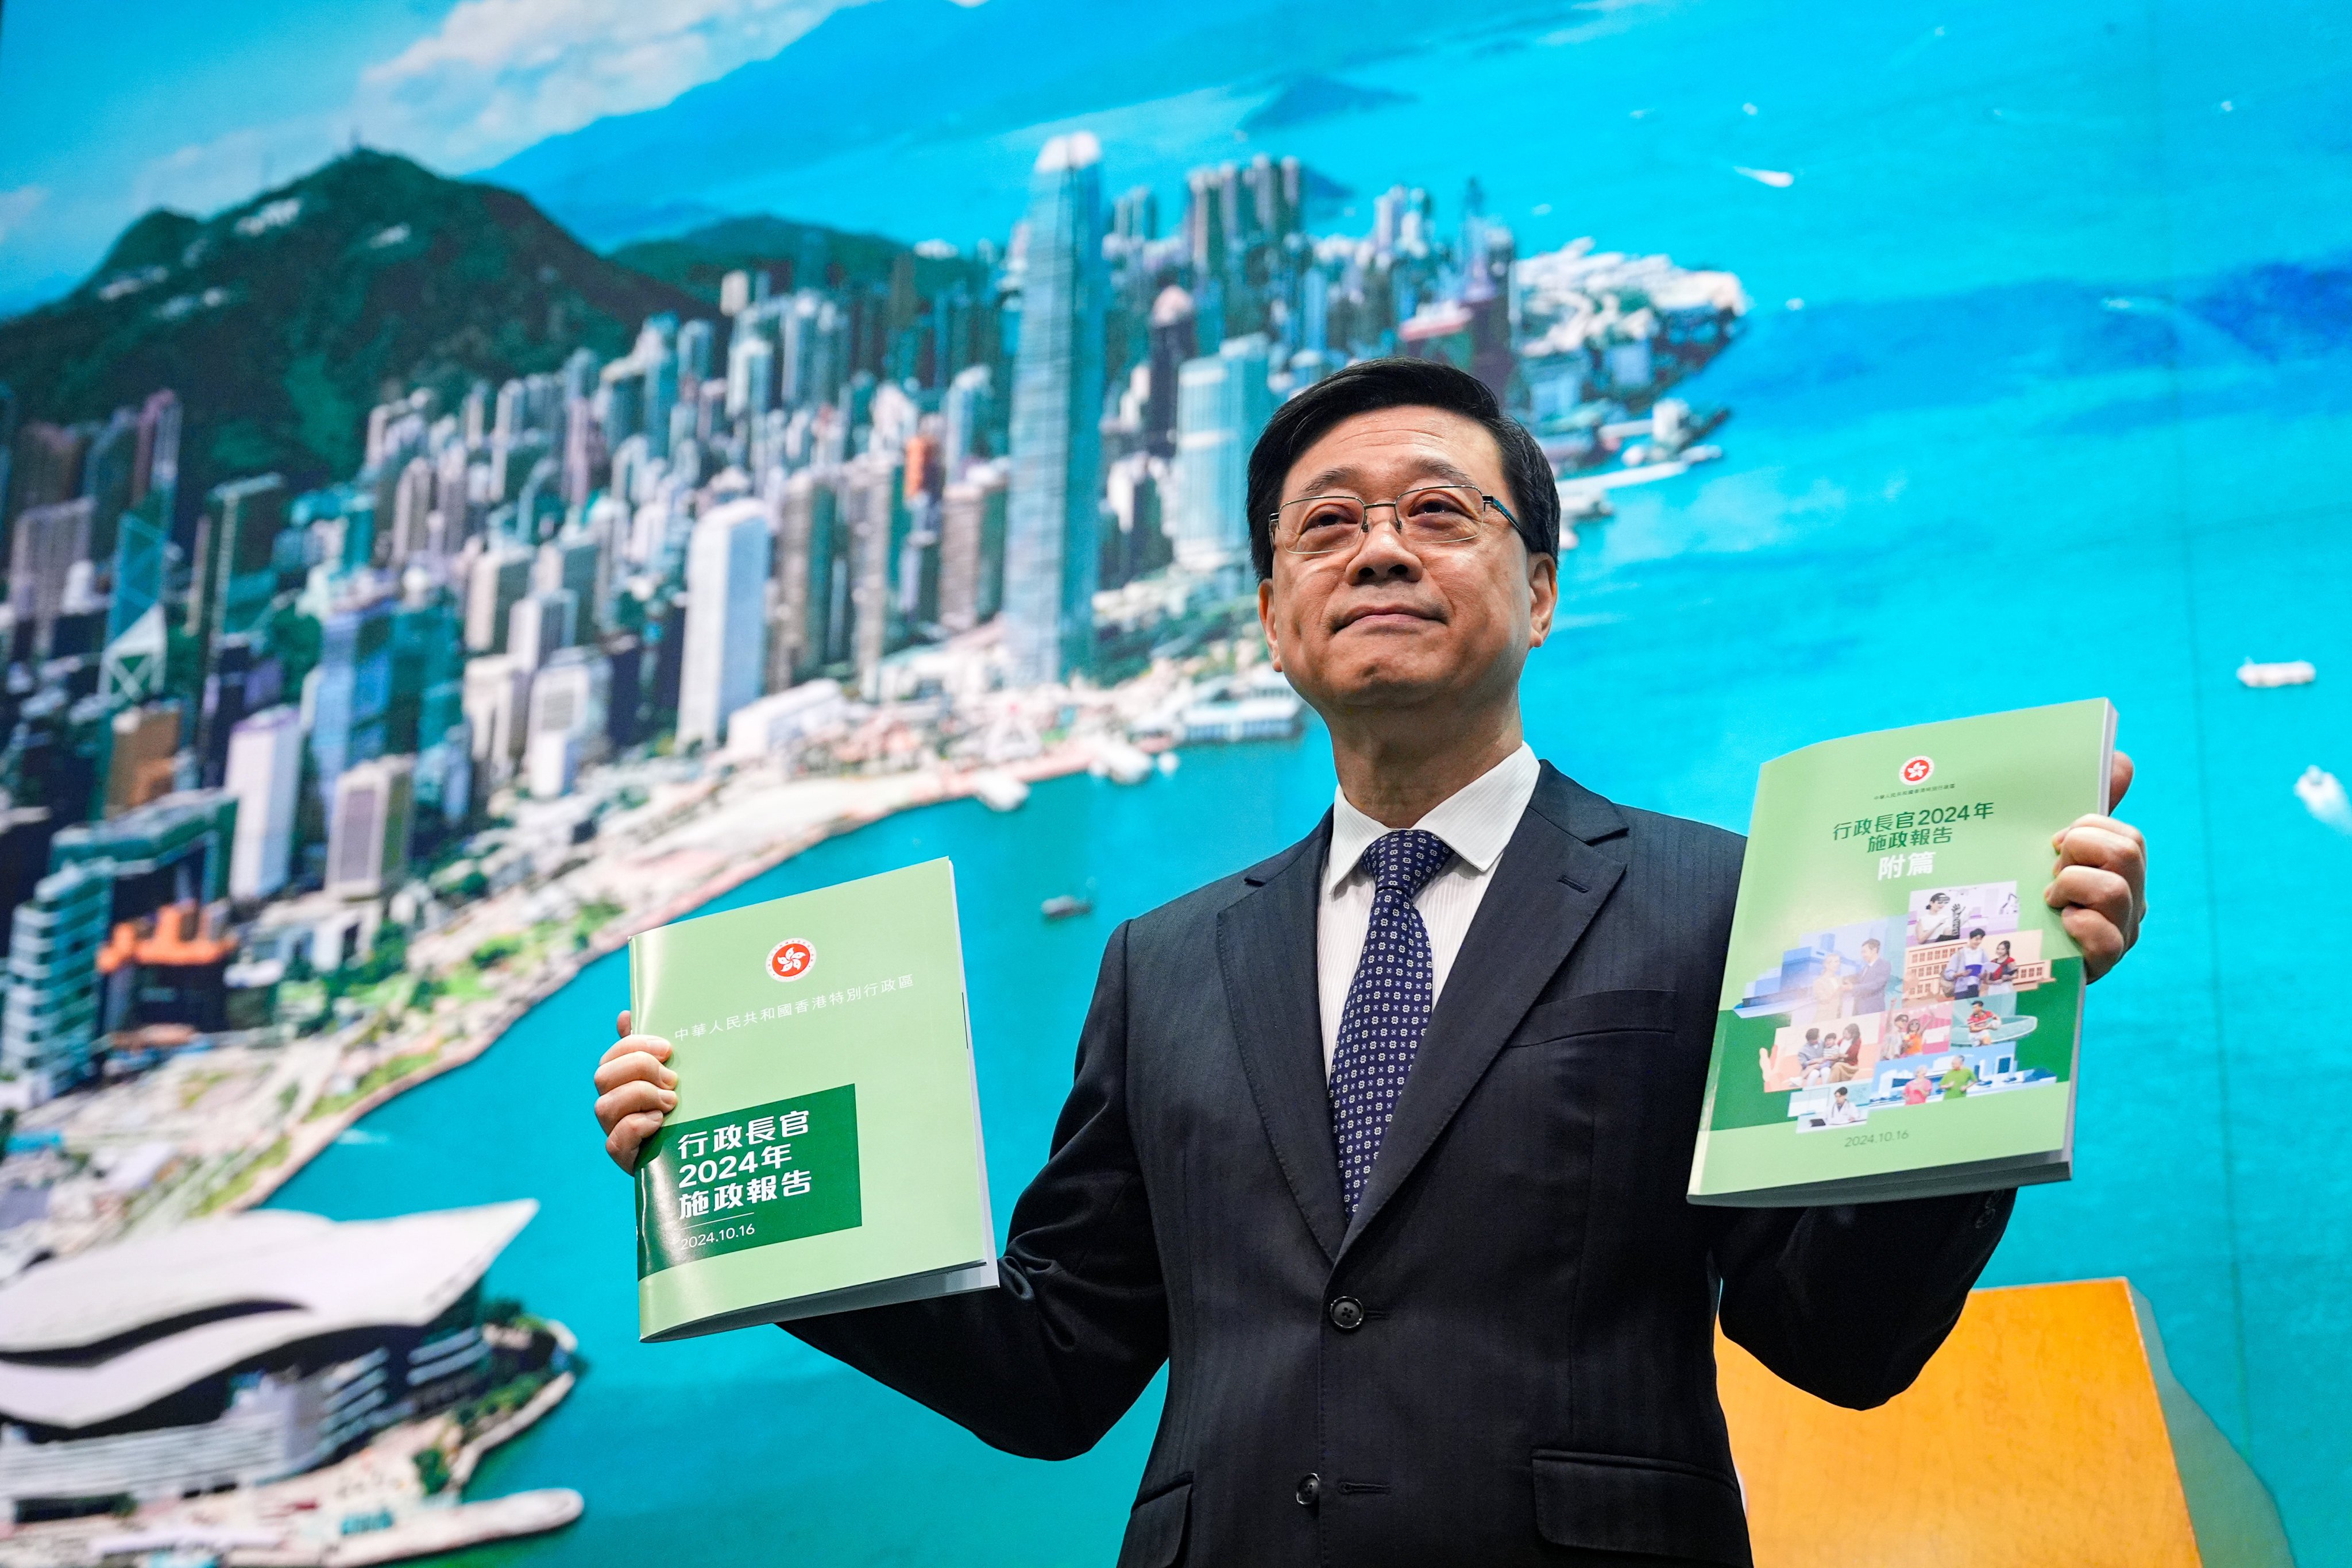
[{"x1": 1272, "y1": 484, "x2": 1519, "y2": 557}]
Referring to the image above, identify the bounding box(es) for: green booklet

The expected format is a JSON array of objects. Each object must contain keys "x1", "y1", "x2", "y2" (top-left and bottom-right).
[
  {"x1": 628, "y1": 858, "x2": 998, "y2": 1341},
  {"x1": 1689, "y1": 700, "x2": 2117, "y2": 1206}
]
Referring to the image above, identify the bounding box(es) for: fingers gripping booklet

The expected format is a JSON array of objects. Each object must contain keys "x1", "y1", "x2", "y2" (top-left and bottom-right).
[
  {"x1": 628, "y1": 859, "x2": 998, "y2": 1341},
  {"x1": 1689, "y1": 700, "x2": 2117, "y2": 1207}
]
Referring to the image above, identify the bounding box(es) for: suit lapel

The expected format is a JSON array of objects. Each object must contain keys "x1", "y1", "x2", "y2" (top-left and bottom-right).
[
  {"x1": 1338, "y1": 765, "x2": 1630, "y2": 1257},
  {"x1": 1217, "y1": 815, "x2": 1347, "y2": 1260}
]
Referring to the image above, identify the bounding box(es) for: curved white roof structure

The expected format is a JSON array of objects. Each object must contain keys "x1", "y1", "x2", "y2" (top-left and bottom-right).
[{"x1": 0, "y1": 1201, "x2": 535, "y2": 1431}]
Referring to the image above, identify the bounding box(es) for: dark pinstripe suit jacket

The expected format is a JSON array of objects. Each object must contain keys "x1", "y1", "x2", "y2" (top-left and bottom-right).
[{"x1": 790, "y1": 762, "x2": 2013, "y2": 1566}]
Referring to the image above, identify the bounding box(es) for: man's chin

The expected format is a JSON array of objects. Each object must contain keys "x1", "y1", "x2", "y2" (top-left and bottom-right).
[{"x1": 1319, "y1": 671, "x2": 1454, "y2": 711}]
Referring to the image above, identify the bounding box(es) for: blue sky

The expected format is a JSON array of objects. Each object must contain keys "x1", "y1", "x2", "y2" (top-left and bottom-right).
[{"x1": 0, "y1": 0, "x2": 873, "y2": 310}]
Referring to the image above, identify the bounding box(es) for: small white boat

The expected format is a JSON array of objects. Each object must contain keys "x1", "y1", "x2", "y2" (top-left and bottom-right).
[
  {"x1": 2295, "y1": 766, "x2": 2351, "y2": 833},
  {"x1": 1099, "y1": 743, "x2": 1153, "y2": 786},
  {"x1": 1733, "y1": 165, "x2": 1795, "y2": 188},
  {"x1": 1041, "y1": 893, "x2": 1094, "y2": 921},
  {"x1": 972, "y1": 771, "x2": 1030, "y2": 813},
  {"x1": 2237, "y1": 658, "x2": 2316, "y2": 689}
]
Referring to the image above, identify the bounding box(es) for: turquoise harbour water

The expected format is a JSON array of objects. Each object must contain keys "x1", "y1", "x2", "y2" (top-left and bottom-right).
[{"x1": 269, "y1": 1, "x2": 2352, "y2": 1561}]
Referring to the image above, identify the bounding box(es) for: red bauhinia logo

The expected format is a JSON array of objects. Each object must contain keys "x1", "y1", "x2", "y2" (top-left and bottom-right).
[
  {"x1": 1899, "y1": 756, "x2": 1936, "y2": 786},
  {"x1": 767, "y1": 939, "x2": 816, "y2": 982}
]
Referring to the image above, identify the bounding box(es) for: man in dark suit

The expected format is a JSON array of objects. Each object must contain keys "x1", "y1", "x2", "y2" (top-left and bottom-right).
[{"x1": 594, "y1": 359, "x2": 2148, "y2": 1566}]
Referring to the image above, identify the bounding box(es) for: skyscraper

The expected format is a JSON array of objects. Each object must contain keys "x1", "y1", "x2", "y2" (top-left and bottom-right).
[
  {"x1": 504, "y1": 589, "x2": 575, "y2": 671},
  {"x1": 307, "y1": 596, "x2": 392, "y2": 812},
  {"x1": 224, "y1": 705, "x2": 303, "y2": 901},
  {"x1": 639, "y1": 320, "x2": 678, "y2": 462},
  {"x1": 941, "y1": 364, "x2": 994, "y2": 476},
  {"x1": 102, "y1": 496, "x2": 169, "y2": 705},
  {"x1": 464, "y1": 543, "x2": 532, "y2": 653},
  {"x1": 188, "y1": 475, "x2": 287, "y2": 659},
  {"x1": 461, "y1": 656, "x2": 531, "y2": 788},
  {"x1": 1145, "y1": 287, "x2": 1198, "y2": 457},
  {"x1": 1002, "y1": 132, "x2": 1107, "y2": 685},
  {"x1": 7, "y1": 422, "x2": 86, "y2": 531},
  {"x1": 103, "y1": 703, "x2": 180, "y2": 818},
  {"x1": 767, "y1": 469, "x2": 831, "y2": 690},
  {"x1": 132, "y1": 390, "x2": 180, "y2": 523},
  {"x1": 7, "y1": 497, "x2": 94, "y2": 660},
  {"x1": 1173, "y1": 334, "x2": 1274, "y2": 574},
  {"x1": 727, "y1": 330, "x2": 775, "y2": 420},
  {"x1": 326, "y1": 756, "x2": 414, "y2": 901},
  {"x1": 677, "y1": 318, "x2": 715, "y2": 384},
  {"x1": 676, "y1": 497, "x2": 770, "y2": 748},
  {"x1": 938, "y1": 462, "x2": 1010, "y2": 634},
  {"x1": 1, "y1": 862, "x2": 111, "y2": 1099}
]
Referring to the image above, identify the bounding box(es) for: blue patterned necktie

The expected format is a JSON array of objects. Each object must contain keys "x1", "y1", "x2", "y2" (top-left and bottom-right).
[{"x1": 1331, "y1": 829, "x2": 1453, "y2": 1216}]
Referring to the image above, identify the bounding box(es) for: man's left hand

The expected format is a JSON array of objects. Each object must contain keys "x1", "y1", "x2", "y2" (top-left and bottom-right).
[{"x1": 2046, "y1": 751, "x2": 2146, "y2": 982}]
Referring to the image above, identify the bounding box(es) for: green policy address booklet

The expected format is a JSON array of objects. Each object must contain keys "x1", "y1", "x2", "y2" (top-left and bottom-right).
[
  {"x1": 1689, "y1": 700, "x2": 2117, "y2": 1207},
  {"x1": 628, "y1": 858, "x2": 998, "y2": 1341}
]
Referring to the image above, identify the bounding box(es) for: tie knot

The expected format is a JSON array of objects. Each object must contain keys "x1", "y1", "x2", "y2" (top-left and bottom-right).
[{"x1": 1361, "y1": 829, "x2": 1451, "y2": 898}]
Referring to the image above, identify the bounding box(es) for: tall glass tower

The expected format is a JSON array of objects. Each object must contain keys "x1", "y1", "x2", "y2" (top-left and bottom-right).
[{"x1": 1003, "y1": 132, "x2": 1106, "y2": 686}]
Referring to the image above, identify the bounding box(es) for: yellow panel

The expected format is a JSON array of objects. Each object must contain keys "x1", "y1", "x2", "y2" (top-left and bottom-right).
[{"x1": 1718, "y1": 1278, "x2": 2203, "y2": 1568}]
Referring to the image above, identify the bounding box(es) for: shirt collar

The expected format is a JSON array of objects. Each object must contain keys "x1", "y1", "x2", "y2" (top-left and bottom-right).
[{"x1": 1324, "y1": 743, "x2": 1540, "y2": 897}]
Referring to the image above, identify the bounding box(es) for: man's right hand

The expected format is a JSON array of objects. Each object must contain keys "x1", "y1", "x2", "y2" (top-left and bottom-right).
[{"x1": 594, "y1": 1009, "x2": 677, "y2": 1175}]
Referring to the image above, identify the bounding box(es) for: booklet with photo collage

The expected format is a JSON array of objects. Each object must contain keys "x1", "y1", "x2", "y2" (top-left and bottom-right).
[
  {"x1": 1689, "y1": 700, "x2": 2117, "y2": 1206},
  {"x1": 627, "y1": 858, "x2": 998, "y2": 1341}
]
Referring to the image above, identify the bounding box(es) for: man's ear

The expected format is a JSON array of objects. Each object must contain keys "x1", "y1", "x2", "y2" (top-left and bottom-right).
[
  {"x1": 1257, "y1": 577, "x2": 1283, "y2": 672},
  {"x1": 1527, "y1": 549, "x2": 1559, "y2": 647}
]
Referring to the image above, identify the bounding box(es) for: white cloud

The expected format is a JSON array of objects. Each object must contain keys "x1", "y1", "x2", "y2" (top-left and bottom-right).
[
  {"x1": 353, "y1": 0, "x2": 870, "y2": 171},
  {"x1": 0, "y1": 185, "x2": 48, "y2": 245}
]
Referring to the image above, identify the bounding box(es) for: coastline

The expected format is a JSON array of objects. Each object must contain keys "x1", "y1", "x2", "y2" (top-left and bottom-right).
[{"x1": 226, "y1": 741, "x2": 1127, "y2": 1220}]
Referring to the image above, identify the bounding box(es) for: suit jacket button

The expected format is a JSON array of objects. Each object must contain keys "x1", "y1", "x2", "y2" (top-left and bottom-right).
[
  {"x1": 1327, "y1": 1296, "x2": 1366, "y2": 1331},
  {"x1": 1294, "y1": 1473, "x2": 1320, "y2": 1507}
]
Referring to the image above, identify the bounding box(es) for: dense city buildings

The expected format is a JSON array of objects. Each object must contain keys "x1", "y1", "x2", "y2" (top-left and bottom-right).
[{"x1": 0, "y1": 134, "x2": 1743, "y2": 1125}]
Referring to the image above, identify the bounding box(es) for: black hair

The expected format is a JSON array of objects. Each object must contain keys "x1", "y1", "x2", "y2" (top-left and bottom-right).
[
  {"x1": 1244, "y1": 357, "x2": 1559, "y2": 579},
  {"x1": 1968, "y1": 927, "x2": 1986, "y2": 939}
]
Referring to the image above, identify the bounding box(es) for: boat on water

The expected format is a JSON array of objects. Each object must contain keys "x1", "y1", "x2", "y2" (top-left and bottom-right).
[
  {"x1": 1041, "y1": 893, "x2": 1094, "y2": 920},
  {"x1": 972, "y1": 771, "x2": 1030, "y2": 812},
  {"x1": 2295, "y1": 765, "x2": 2351, "y2": 833},
  {"x1": 2238, "y1": 658, "x2": 2316, "y2": 689}
]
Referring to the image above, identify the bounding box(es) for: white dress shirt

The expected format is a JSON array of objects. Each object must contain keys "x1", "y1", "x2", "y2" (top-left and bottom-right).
[{"x1": 1316, "y1": 743, "x2": 1541, "y2": 1076}]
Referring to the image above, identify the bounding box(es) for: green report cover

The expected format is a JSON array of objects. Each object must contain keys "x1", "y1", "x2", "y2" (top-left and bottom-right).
[
  {"x1": 1689, "y1": 700, "x2": 2116, "y2": 1207},
  {"x1": 628, "y1": 858, "x2": 998, "y2": 1341}
]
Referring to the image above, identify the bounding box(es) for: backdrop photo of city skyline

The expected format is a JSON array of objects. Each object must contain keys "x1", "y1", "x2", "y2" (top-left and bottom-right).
[{"x1": 0, "y1": 1, "x2": 2347, "y2": 1565}]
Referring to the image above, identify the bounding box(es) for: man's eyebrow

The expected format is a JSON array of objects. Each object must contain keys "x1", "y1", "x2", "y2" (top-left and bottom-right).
[{"x1": 1284, "y1": 457, "x2": 1484, "y2": 501}]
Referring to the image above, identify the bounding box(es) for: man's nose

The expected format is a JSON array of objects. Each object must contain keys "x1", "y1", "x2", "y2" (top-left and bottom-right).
[{"x1": 1343, "y1": 516, "x2": 1423, "y2": 581}]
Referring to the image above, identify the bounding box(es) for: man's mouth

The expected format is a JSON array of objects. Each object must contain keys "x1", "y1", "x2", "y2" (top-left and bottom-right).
[{"x1": 1334, "y1": 604, "x2": 1439, "y2": 631}]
